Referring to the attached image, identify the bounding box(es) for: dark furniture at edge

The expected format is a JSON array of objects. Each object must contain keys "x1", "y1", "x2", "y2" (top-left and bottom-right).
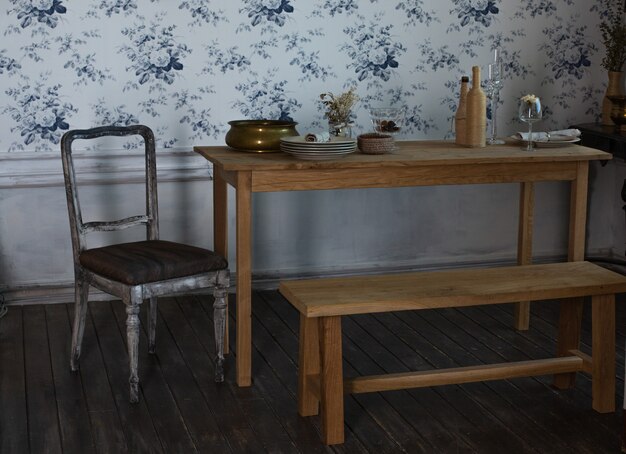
[{"x1": 573, "y1": 123, "x2": 626, "y2": 160}]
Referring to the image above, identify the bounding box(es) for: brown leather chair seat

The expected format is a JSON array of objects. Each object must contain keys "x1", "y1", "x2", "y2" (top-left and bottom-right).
[{"x1": 79, "y1": 240, "x2": 228, "y2": 285}]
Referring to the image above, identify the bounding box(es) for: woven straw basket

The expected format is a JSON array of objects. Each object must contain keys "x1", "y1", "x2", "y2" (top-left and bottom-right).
[{"x1": 357, "y1": 133, "x2": 394, "y2": 154}]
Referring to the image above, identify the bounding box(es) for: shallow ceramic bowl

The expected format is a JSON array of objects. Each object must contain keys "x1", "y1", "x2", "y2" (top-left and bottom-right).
[{"x1": 225, "y1": 120, "x2": 299, "y2": 152}]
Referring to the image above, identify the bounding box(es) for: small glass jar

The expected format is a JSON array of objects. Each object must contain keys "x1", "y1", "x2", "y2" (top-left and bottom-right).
[{"x1": 328, "y1": 121, "x2": 353, "y2": 138}]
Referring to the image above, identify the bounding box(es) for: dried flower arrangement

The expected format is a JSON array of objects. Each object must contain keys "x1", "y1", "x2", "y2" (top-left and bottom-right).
[
  {"x1": 600, "y1": 13, "x2": 626, "y2": 72},
  {"x1": 320, "y1": 88, "x2": 358, "y2": 124},
  {"x1": 521, "y1": 94, "x2": 538, "y2": 104}
]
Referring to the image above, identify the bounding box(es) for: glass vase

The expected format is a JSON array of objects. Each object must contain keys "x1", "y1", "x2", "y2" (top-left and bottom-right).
[{"x1": 328, "y1": 121, "x2": 353, "y2": 138}]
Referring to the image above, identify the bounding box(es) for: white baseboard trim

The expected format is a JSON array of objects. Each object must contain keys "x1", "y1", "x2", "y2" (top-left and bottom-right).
[
  {"x1": 0, "y1": 148, "x2": 213, "y2": 188},
  {"x1": 3, "y1": 255, "x2": 574, "y2": 306}
]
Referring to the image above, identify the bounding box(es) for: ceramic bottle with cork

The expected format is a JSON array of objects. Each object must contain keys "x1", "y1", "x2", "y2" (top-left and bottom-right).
[
  {"x1": 454, "y1": 76, "x2": 469, "y2": 145},
  {"x1": 465, "y1": 65, "x2": 487, "y2": 148}
]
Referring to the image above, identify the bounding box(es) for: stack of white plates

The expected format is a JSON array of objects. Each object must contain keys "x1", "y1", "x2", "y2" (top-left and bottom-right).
[{"x1": 280, "y1": 136, "x2": 357, "y2": 160}]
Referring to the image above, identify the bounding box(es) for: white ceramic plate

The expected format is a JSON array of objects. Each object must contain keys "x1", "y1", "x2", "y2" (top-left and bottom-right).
[
  {"x1": 534, "y1": 138, "x2": 581, "y2": 147},
  {"x1": 280, "y1": 144, "x2": 357, "y2": 153},
  {"x1": 283, "y1": 149, "x2": 356, "y2": 160},
  {"x1": 280, "y1": 136, "x2": 357, "y2": 146},
  {"x1": 510, "y1": 136, "x2": 581, "y2": 147}
]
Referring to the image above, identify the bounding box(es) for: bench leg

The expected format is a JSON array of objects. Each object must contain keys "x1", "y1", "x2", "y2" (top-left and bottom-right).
[
  {"x1": 319, "y1": 316, "x2": 344, "y2": 445},
  {"x1": 514, "y1": 181, "x2": 534, "y2": 331},
  {"x1": 554, "y1": 297, "x2": 584, "y2": 389},
  {"x1": 298, "y1": 315, "x2": 320, "y2": 417},
  {"x1": 592, "y1": 294, "x2": 615, "y2": 413}
]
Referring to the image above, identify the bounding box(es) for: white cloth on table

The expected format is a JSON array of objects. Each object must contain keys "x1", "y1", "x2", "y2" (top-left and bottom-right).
[
  {"x1": 305, "y1": 131, "x2": 331, "y2": 142},
  {"x1": 514, "y1": 128, "x2": 581, "y2": 142}
]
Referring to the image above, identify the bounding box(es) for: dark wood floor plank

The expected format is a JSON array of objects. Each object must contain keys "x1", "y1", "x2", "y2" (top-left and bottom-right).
[
  {"x1": 109, "y1": 300, "x2": 200, "y2": 453},
  {"x1": 339, "y1": 318, "x2": 460, "y2": 453},
  {"x1": 345, "y1": 312, "x2": 532, "y2": 454},
  {"x1": 433, "y1": 305, "x2": 620, "y2": 453},
  {"x1": 0, "y1": 306, "x2": 28, "y2": 454},
  {"x1": 45, "y1": 304, "x2": 96, "y2": 454},
  {"x1": 22, "y1": 305, "x2": 63, "y2": 454},
  {"x1": 234, "y1": 293, "x2": 364, "y2": 453},
  {"x1": 531, "y1": 299, "x2": 626, "y2": 364},
  {"x1": 489, "y1": 302, "x2": 623, "y2": 404},
  {"x1": 173, "y1": 296, "x2": 264, "y2": 453},
  {"x1": 415, "y1": 306, "x2": 602, "y2": 453},
  {"x1": 4, "y1": 290, "x2": 625, "y2": 453},
  {"x1": 257, "y1": 291, "x2": 416, "y2": 453},
  {"x1": 482, "y1": 303, "x2": 624, "y2": 439},
  {"x1": 258, "y1": 291, "x2": 435, "y2": 453},
  {"x1": 131, "y1": 298, "x2": 232, "y2": 452},
  {"x1": 363, "y1": 308, "x2": 534, "y2": 454},
  {"x1": 179, "y1": 294, "x2": 317, "y2": 452},
  {"x1": 88, "y1": 302, "x2": 165, "y2": 454},
  {"x1": 75, "y1": 303, "x2": 129, "y2": 453},
  {"x1": 354, "y1": 311, "x2": 541, "y2": 452}
]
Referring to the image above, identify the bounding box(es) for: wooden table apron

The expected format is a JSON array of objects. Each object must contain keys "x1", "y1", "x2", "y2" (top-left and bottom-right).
[{"x1": 194, "y1": 140, "x2": 611, "y2": 387}]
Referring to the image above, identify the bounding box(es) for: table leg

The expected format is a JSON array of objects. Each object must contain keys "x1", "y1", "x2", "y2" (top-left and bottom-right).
[
  {"x1": 514, "y1": 181, "x2": 534, "y2": 330},
  {"x1": 213, "y1": 167, "x2": 229, "y2": 354},
  {"x1": 567, "y1": 161, "x2": 589, "y2": 262},
  {"x1": 298, "y1": 315, "x2": 320, "y2": 417},
  {"x1": 319, "y1": 316, "x2": 344, "y2": 445},
  {"x1": 236, "y1": 171, "x2": 252, "y2": 387},
  {"x1": 554, "y1": 162, "x2": 589, "y2": 388},
  {"x1": 591, "y1": 294, "x2": 615, "y2": 413}
]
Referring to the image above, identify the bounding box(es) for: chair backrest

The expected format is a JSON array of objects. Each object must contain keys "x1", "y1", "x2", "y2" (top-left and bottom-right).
[{"x1": 60, "y1": 125, "x2": 159, "y2": 264}]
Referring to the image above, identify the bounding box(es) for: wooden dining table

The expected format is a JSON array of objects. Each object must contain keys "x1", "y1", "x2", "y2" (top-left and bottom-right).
[{"x1": 194, "y1": 140, "x2": 611, "y2": 387}]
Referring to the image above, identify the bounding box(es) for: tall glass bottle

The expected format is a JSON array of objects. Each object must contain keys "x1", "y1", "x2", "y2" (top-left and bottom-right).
[
  {"x1": 465, "y1": 65, "x2": 486, "y2": 148},
  {"x1": 454, "y1": 76, "x2": 469, "y2": 146}
]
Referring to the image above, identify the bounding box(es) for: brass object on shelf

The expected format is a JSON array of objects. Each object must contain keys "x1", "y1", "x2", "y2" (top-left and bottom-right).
[
  {"x1": 225, "y1": 120, "x2": 299, "y2": 152},
  {"x1": 608, "y1": 96, "x2": 626, "y2": 129}
]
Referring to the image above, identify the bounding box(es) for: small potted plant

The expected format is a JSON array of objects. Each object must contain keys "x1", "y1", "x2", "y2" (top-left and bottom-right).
[
  {"x1": 600, "y1": 12, "x2": 626, "y2": 125},
  {"x1": 320, "y1": 88, "x2": 358, "y2": 137}
]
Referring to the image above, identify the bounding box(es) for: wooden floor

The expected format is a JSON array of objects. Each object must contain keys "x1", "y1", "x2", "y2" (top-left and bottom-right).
[{"x1": 1, "y1": 290, "x2": 625, "y2": 453}]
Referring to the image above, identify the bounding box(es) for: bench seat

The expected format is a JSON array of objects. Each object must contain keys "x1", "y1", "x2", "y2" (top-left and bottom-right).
[
  {"x1": 278, "y1": 261, "x2": 626, "y2": 445},
  {"x1": 280, "y1": 261, "x2": 626, "y2": 317}
]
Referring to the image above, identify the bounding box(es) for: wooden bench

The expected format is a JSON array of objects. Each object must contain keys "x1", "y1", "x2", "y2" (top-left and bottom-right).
[{"x1": 278, "y1": 261, "x2": 626, "y2": 445}]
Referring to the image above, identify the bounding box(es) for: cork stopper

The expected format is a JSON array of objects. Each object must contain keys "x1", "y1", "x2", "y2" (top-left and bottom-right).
[
  {"x1": 471, "y1": 66, "x2": 480, "y2": 84},
  {"x1": 461, "y1": 76, "x2": 469, "y2": 83}
]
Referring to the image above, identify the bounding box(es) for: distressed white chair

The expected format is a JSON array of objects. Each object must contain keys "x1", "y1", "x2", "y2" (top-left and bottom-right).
[{"x1": 61, "y1": 125, "x2": 229, "y2": 403}]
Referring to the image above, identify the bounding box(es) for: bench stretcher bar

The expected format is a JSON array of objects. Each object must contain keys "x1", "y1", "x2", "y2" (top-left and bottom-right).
[
  {"x1": 304, "y1": 353, "x2": 592, "y2": 399},
  {"x1": 344, "y1": 356, "x2": 585, "y2": 394}
]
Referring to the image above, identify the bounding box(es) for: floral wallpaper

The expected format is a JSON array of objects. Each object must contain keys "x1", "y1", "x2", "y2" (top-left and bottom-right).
[{"x1": 0, "y1": 0, "x2": 617, "y2": 152}]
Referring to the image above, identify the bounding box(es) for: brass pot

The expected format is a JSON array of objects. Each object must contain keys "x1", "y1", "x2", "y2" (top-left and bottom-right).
[
  {"x1": 608, "y1": 95, "x2": 626, "y2": 128},
  {"x1": 225, "y1": 120, "x2": 299, "y2": 152}
]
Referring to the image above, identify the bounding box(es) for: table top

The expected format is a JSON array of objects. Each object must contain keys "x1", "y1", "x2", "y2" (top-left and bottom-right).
[{"x1": 194, "y1": 140, "x2": 611, "y2": 172}]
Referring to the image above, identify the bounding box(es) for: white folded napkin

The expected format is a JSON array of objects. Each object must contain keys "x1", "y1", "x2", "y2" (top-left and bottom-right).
[
  {"x1": 305, "y1": 131, "x2": 331, "y2": 142},
  {"x1": 514, "y1": 128, "x2": 581, "y2": 142}
]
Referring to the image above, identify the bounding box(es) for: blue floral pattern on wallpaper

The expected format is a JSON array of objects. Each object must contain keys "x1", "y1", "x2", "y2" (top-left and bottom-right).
[{"x1": 0, "y1": 0, "x2": 614, "y2": 151}]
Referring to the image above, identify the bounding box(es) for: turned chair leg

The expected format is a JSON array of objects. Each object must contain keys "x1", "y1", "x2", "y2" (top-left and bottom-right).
[
  {"x1": 70, "y1": 279, "x2": 90, "y2": 371},
  {"x1": 148, "y1": 296, "x2": 157, "y2": 354},
  {"x1": 213, "y1": 285, "x2": 228, "y2": 382},
  {"x1": 125, "y1": 289, "x2": 142, "y2": 403}
]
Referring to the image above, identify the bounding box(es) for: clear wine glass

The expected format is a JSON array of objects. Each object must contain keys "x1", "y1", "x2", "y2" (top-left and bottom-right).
[
  {"x1": 518, "y1": 96, "x2": 542, "y2": 151},
  {"x1": 486, "y1": 60, "x2": 504, "y2": 145}
]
